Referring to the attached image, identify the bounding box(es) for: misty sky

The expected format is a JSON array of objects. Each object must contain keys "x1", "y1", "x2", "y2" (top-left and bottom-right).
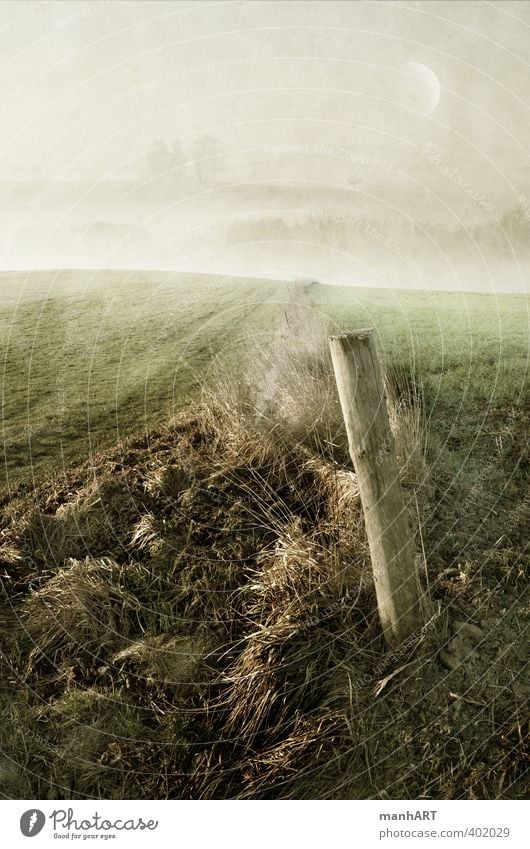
[{"x1": 1, "y1": 0, "x2": 530, "y2": 290}]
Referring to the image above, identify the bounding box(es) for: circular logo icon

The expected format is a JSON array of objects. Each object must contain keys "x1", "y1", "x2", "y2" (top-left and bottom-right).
[{"x1": 20, "y1": 810, "x2": 46, "y2": 837}]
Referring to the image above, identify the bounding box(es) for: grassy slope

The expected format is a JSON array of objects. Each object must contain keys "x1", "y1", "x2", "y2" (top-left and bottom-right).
[
  {"x1": 0, "y1": 272, "x2": 528, "y2": 800},
  {"x1": 2, "y1": 272, "x2": 527, "y2": 542},
  {"x1": 3, "y1": 274, "x2": 527, "y2": 490},
  {"x1": 1, "y1": 270, "x2": 287, "y2": 493},
  {"x1": 0, "y1": 402, "x2": 527, "y2": 800}
]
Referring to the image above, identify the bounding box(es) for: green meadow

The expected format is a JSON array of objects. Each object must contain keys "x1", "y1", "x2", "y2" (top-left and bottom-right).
[
  {"x1": 0, "y1": 271, "x2": 286, "y2": 493},
  {"x1": 0, "y1": 270, "x2": 528, "y2": 800},
  {"x1": 1, "y1": 271, "x2": 527, "y2": 497}
]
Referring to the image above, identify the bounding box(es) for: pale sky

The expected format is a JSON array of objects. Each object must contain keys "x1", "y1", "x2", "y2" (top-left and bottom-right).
[{"x1": 1, "y1": 0, "x2": 530, "y2": 289}]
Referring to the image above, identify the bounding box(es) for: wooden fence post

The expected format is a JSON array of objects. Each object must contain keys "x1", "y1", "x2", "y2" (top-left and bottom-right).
[{"x1": 328, "y1": 329, "x2": 422, "y2": 647}]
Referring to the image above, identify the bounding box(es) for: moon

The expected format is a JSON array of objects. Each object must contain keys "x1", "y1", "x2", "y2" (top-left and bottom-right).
[{"x1": 403, "y1": 62, "x2": 441, "y2": 115}]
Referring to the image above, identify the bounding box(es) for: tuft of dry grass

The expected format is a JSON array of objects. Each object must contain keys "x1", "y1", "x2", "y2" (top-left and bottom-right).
[
  {"x1": 23, "y1": 557, "x2": 154, "y2": 669},
  {"x1": 130, "y1": 513, "x2": 164, "y2": 555}
]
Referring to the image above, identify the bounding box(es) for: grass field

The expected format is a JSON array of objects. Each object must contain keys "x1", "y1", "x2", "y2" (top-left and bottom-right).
[
  {"x1": 0, "y1": 271, "x2": 287, "y2": 493},
  {"x1": 0, "y1": 270, "x2": 528, "y2": 799},
  {"x1": 1, "y1": 271, "x2": 527, "y2": 496}
]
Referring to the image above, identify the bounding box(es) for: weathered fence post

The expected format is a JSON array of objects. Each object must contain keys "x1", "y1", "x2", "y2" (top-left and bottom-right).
[{"x1": 328, "y1": 329, "x2": 422, "y2": 647}]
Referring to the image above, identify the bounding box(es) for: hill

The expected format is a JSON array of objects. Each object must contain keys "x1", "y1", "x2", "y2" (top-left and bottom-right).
[
  {"x1": 0, "y1": 270, "x2": 527, "y2": 799},
  {"x1": 1, "y1": 270, "x2": 527, "y2": 497},
  {"x1": 0, "y1": 270, "x2": 287, "y2": 493},
  {"x1": 0, "y1": 398, "x2": 527, "y2": 799}
]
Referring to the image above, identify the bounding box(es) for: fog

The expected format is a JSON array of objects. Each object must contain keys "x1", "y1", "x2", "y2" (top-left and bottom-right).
[{"x1": 1, "y1": 1, "x2": 530, "y2": 293}]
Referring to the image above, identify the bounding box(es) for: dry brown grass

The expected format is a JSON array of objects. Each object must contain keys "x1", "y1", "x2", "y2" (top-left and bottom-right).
[
  {"x1": 0, "y1": 397, "x2": 380, "y2": 798},
  {"x1": 0, "y1": 320, "x2": 527, "y2": 800}
]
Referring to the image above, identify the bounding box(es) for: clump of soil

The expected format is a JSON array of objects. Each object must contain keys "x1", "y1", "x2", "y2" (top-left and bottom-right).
[{"x1": 0, "y1": 402, "x2": 527, "y2": 799}]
